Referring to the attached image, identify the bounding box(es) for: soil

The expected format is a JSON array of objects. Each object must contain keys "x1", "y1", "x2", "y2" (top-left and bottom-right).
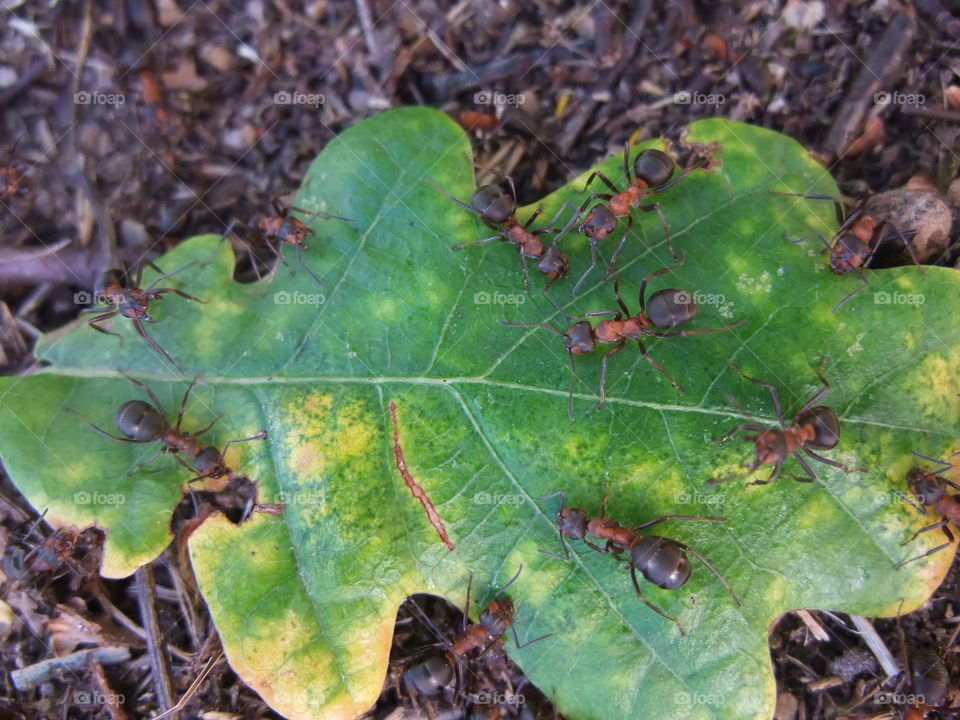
[{"x1": 1, "y1": 1, "x2": 959, "y2": 719}]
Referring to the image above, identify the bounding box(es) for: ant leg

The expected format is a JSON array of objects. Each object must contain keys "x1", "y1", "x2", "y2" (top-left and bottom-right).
[
  {"x1": 768, "y1": 191, "x2": 851, "y2": 228},
  {"x1": 581, "y1": 170, "x2": 622, "y2": 196},
  {"x1": 566, "y1": 351, "x2": 578, "y2": 422},
  {"x1": 286, "y1": 204, "x2": 355, "y2": 224},
  {"x1": 538, "y1": 530, "x2": 572, "y2": 561},
  {"x1": 783, "y1": 230, "x2": 831, "y2": 250},
  {"x1": 131, "y1": 318, "x2": 183, "y2": 372},
  {"x1": 510, "y1": 624, "x2": 553, "y2": 650},
  {"x1": 622, "y1": 141, "x2": 633, "y2": 183},
  {"x1": 901, "y1": 520, "x2": 952, "y2": 547},
  {"x1": 497, "y1": 320, "x2": 565, "y2": 335},
  {"x1": 600, "y1": 480, "x2": 610, "y2": 518},
  {"x1": 911, "y1": 451, "x2": 955, "y2": 475},
  {"x1": 637, "y1": 252, "x2": 687, "y2": 312},
  {"x1": 450, "y1": 233, "x2": 506, "y2": 250},
  {"x1": 519, "y1": 250, "x2": 530, "y2": 294},
  {"x1": 571, "y1": 239, "x2": 600, "y2": 297},
  {"x1": 798, "y1": 371, "x2": 832, "y2": 415},
  {"x1": 802, "y1": 448, "x2": 854, "y2": 472},
  {"x1": 87, "y1": 313, "x2": 123, "y2": 344},
  {"x1": 116, "y1": 370, "x2": 167, "y2": 420},
  {"x1": 636, "y1": 338, "x2": 684, "y2": 394},
  {"x1": 295, "y1": 243, "x2": 323, "y2": 287},
  {"x1": 191, "y1": 414, "x2": 223, "y2": 439},
  {"x1": 612, "y1": 277, "x2": 631, "y2": 316},
  {"x1": 142, "y1": 260, "x2": 199, "y2": 292},
  {"x1": 747, "y1": 459, "x2": 783, "y2": 485},
  {"x1": 219, "y1": 430, "x2": 268, "y2": 459},
  {"x1": 64, "y1": 408, "x2": 143, "y2": 443},
  {"x1": 598, "y1": 342, "x2": 626, "y2": 410},
  {"x1": 495, "y1": 565, "x2": 524, "y2": 597},
  {"x1": 784, "y1": 453, "x2": 819, "y2": 483},
  {"x1": 631, "y1": 515, "x2": 728, "y2": 531},
  {"x1": 602, "y1": 215, "x2": 633, "y2": 281},
  {"x1": 521, "y1": 207, "x2": 544, "y2": 230},
  {"x1": 462, "y1": 574, "x2": 473, "y2": 635},
  {"x1": 629, "y1": 564, "x2": 685, "y2": 636},
  {"x1": 729, "y1": 365, "x2": 784, "y2": 427},
  {"x1": 174, "y1": 376, "x2": 200, "y2": 431},
  {"x1": 670, "y1": 540, "x2": 743, "y2": 606},
  {"x1": 896, "y1": 526, "x2": 956, "y2": 569},
  {"x1": 647, "y1": 318, "x2": 748, "y2": 338},
  {"x1": 124, "y1": 448, "x2": 169, "y2": 478},
  {"x1": 639, "y1": 201, "x2": 677, "y2": 259}
]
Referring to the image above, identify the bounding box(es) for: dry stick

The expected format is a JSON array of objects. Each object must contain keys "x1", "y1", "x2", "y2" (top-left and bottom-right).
[
  {"x1": 849, "y1": 614, "x2": 902, "y2": 681},
  {"x1": 136, "y1": 565, "x2": 178, "y2": 720},
  {"x1": 10, "y1": 647, "x2": 131, "y2": 690},
  {"x1": 795, "y1": 609, "x2": 830, "y2": 642},
  {"x1": 90, "y1": 658, "x2": 130, "y2": 720},
  {"x1": 147, "y1": 651, "x2": 223, "y2": 720},
  {"x1": 388, "y1": 401, "x2": 455, "y2": 551}
]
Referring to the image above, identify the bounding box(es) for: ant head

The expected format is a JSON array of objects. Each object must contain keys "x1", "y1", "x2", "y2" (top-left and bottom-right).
[
  {"x1": 796, "y1": 406, "x2": 840, "y2": 449},
  {"x1": 631, "y1": 536, "x2": 692, "y2": 590},
  {"x1": 479, "y1": 597, "x2": 513, "y2": 637},
  {"x1": 194, "y1": 446, "x2": 225, "y2": 475},
  {"x1": 471, "y1": 184, "x2": 515, "y2": 225},
  {"x1": 753, "y1": 430, "x2": 787, "y2": 468},
  {"x1": 536, "y1": 245, "x2": 569, "y2": 279},
  {"x1": 277, "y1": 216, "x2": 309, "y2": 245},
  {"x1": 646, "y1": 288, "x2": 698, "y2": 330},
  {"x1": 907, "y1": 467, "x2": 946, "y2": 506},
  {"x1": 115, "y1": 400, "x2": 165, "y2": 442},
  {"x1": 404, "y1": 652, "x2": 455, "y2": 697},
  {"x1": 633, "y1": 149, "x2": 675, "y2": 188},
  {"x1": 557, "y1": 507, "x2": 588, "y2": 540},
  {"x1": 582, "y1": 205, "x2": 617, "y2": 241},
  {"x1": 830, "y1": 233, "x2": 868, "y2": 273},
  {"x1": 563, "y1": 321, "x2": 596, "y2": 355}
]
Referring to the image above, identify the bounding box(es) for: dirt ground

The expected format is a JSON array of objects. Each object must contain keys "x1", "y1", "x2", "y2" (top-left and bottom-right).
[{"x1": 1, "y1": 1, "x2": 959, "y2": 719}]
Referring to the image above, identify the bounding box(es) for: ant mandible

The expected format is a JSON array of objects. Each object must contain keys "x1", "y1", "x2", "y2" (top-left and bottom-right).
[
  {"x1": 500, "y1": 253, "x2": 745, "y2": 420},
  {"x1": 84, "y1": 259, "x2": 205, "y2": 372},
  {"x1": 403, "y1": 566, "x2": 551, "y2": 700},
  {"x1": 68, "y1": 372, "x2": 266, "y2": 484},
  {"x1": 539, "y1": 483, "x2": 742, "y2": 636},
  {"x1": 257, "y1": 197, "x2": 355, "y2": 286},
  {"x1": 443, "y1": 172, "x2": 578, "y2": 293},
  {"x1": 711, "y1": 363, "x2": 857, "y2": 485},
  {"x1": 573, "y1": 143, "x2": 704, "y2": 296},
  {"x1": 770, "y1": 190, "x2": 924, "y2": 313},
  {"x1": 895, "y1": 452, "x2": 960, "y2": 569}
]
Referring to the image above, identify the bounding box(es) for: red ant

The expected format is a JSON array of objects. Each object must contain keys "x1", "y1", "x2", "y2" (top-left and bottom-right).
[
  {"x1": 403, "y1": 566, "x2": 551, "y2": 701},
  {"x1": 442, "y1": 172, "x2": 578, "y2": 293},
  {"x1": 539, "y1": 483, "x2": 741, "y2": 636},
  {"x1": 2, "y1": 512, "x2": 103, "y2": 585},
  {"x1": 67, "y1": 372, "x2": 266, "y2": 484},
  {"x1": 256, "y1": 197, "x2": 355, "y2": 286},
  {"x1": 500, "y1": 254, "x2": 745, "y2": 420},
  {"x1": 895, "y1": 452, "x2": 960, "y2": 569},
  {"x1": 572, "y1": 144, "x2": 704, "y2": 296},
  {"x1": 770, "y1": 191, "x2": 924, "y2": 313},
  {"x1": 83, "y1": 259, "x2": 205, "y2": 372},
  {"x1": 882, "y1": 613, "x2": 960, "y2": 720},
  {"x1": 711, "y1": 364, "x2": 856, "y2": 485}
]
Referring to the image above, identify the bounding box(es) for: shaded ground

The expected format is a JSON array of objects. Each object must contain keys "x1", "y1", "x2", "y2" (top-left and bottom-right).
[{"x1": 1, "y1": 1, "x2": 959, "y2": 718}]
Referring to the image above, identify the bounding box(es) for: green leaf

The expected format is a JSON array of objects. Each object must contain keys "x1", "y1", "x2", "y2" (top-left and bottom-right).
[{"x1": 1, "y1": 110, "x2": 958, "y2": 720}]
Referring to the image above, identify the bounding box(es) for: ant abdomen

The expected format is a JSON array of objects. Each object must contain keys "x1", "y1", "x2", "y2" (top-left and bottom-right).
[
  {"x1": 115, "y1": 400, "x2": 164, "y2": 442},
  {"x1": 631, "y1": 536, "x2": 692, "y2": 590},
  {"x1": 646, "y1": 288, "x2": 698, "y2": 329},
  {"x1": 633, "y1": 149, "x2": 675, "y2": 189},
  {"x1": 911, "y1": 649, "x2": 950, "y2": 706},
  {"x1": 796, "y1": 406, "x2": 840, "y2": 449},
  {"x1": 471, "y1": 185, "x2": 515, "y2": 225},
  {"x1": 404, "y1": 652, "x2": 455, "y2": 697}
]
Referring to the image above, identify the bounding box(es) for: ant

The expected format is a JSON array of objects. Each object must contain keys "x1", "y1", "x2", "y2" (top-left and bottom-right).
[
  {"x1": 442, "y1": 172, "x2": 578, "y2": 293},
  {"x1": 2, "y1": 512, "x2": 103, "y2": 586},
  {"x1": 403, "y1": 566, "x2": 551, "y2": 702},
  {"x1": 895, "y1": 452, "x2": 960, "y2": 569},
  {"x1": 68, "y1": 372, "x2": 266, "y2": 484},
  {"x1": 770, "y1": 190, "x2": 924, "y2": 313},
  {"x1": 83, "y1": 259, "x2": 205, "y2": 372},
  {"x1": 711, "y1": 364, "x2": 856, "y2": 485},
  {"x1": 538, "y1": 483, "x2": 741, "y2": 636},
  {"x1": 256, "y1": 197, "x2": 355, "y2": 286},
  {"x1": 500, "y1": 254, "x2": 745, "y2": 421},
  {"x1": 573, "y1": 143, "x2": 705, "y2": 296}
]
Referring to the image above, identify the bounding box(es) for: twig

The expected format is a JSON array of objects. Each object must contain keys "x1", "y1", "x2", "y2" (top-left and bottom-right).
[
  {"x1": 148, "y1": 651, "x2": 223, "y2": 720},
  {"x1": 136, "y1": 565, "x2": 178, "y2": 719},
  {"x1": 795, "y1": 609, "x2": 830, "y2": 642},
  {"x1": 10, "y1": 646, "x2": 131, "y2": 689},
  {"x1": 849, "y1": 614, "x2": 902, "y2": 681}
]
